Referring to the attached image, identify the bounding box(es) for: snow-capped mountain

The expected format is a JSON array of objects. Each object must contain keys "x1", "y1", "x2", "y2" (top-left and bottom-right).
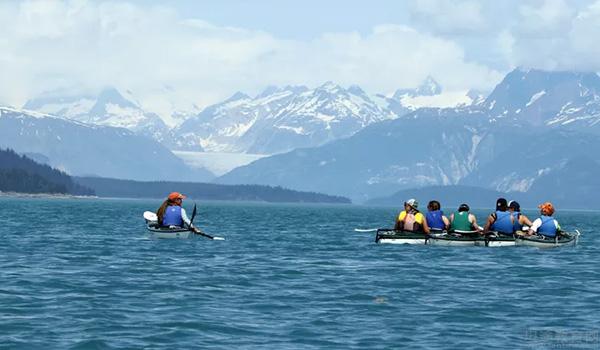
[
  {"x1": 216, "y1": 68, "x2": 600, "y2": 202},
  {"x1": 372, "y1": 76, "x2": 478, "y2": 118},
  {"x1": 483, "y1": 68, "x2": 600, "y2": 129},
  {"x1": 0, "y1": 106, "x2": 213, "y2": 181},
  {"x1": 171, "y1": 82, "x2": 395, "y2": 154},
  {"x1": 394, "y1": 76, "x2": 443, "y2": 99},
  {"x1": 23, "y1": 87, "x2": 178, "y2": 145}
]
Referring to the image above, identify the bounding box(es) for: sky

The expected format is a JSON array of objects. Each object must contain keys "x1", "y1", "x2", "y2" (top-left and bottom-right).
[{"x1": 1, "y1": 0, "x2": 599, "y2": 116}]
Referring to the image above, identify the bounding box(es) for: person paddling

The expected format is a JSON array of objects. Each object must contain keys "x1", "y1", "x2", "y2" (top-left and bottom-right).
[
  {"x1": 156, "y1": 192, "x2": 195, "y2": 229},
  {"x1": 425, "y1": 200, "x2": 450, "y2": 232},
  {"x1": 483, "y1": 198, "x2": 514, "y2": 235},
  {"x1": 528, "y1": 202, "x2": 561, "y2": 237},
  {"x1": 395, "y1": 199, "x2": 430, "y2": 234},
  {"x1": 508, "y1": 200, "x2": 532, "y2": 233},
  {"x1": 449, "y1": 203, "x2": 480, "y2": 233}
]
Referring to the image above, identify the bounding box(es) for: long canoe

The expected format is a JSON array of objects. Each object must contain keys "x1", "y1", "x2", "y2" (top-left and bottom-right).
[
  {"x1": 375, "y1": 229, "x2": 428, "y2": 244},
  {"x1": 515, "y1": 230, "x2": 580, "y2": 248}
]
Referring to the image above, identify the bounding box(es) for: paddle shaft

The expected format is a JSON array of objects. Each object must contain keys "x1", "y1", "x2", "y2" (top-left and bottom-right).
[{"x1": 191, "y1": 227, "x2": 217, "y2": 239}]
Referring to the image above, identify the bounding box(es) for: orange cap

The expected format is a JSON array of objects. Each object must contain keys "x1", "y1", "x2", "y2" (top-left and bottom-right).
[
  {"x1": 168, "y1": 192, "x2": 186, "y2": 201},
  {"x1": 538, "y1": 202, "x2": 554, "y2": 216}
]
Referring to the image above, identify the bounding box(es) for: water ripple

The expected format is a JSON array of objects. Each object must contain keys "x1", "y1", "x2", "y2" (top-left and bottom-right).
[{"x1": 1, "y1": 198, "x2": 599, "y2": 349}]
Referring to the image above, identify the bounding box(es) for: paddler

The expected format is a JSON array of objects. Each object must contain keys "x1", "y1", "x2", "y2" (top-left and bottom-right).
[
  {"x1": 449, "y1": 203, "x2": 480, "y2": 233},
  {"x1": 527, "y1": 202, "x2": 561, "y2": 237},
  {"x1": 508, "y1": 200, "x2": 532, "y2": 233},
  {"x1": 483, "y1": 198, "x2": 515, "y2": 235},
  {"x1": 425, "y1": 200, "x2": 450, "y2": 232},
  {"x1": 395, "y1": 198, "x2": 430, "y2": 233},
  {"x1": 156, "y1": 192, "x2": 195, "y2": 229}
]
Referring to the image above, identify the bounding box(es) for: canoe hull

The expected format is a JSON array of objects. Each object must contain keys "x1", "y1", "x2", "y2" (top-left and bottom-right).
[
  {"x1": 146, "y1": 226, "x2": 192, "y2": 239},
  {"x1": 427, "y1": 234, "x2": 482, "y2": 247},
  {"x1": 515, "y1": 231, "x2": 579, "y2": 248},
  {"x1": 375, "y1": 229, "x2": 427, "y2": 245}
]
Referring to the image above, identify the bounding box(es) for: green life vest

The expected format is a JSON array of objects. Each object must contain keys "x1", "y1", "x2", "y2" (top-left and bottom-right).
[{"x1": 451, "y1": 211, "x2": 472, "y2": 232}]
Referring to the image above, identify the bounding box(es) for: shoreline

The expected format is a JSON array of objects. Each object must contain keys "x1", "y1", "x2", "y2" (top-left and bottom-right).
[
  {"x1": 0, "y1": 191, "x2": 350, "y2": 205},
  {"x1": 0, "y1": 191, "x2": 98, "y2": 200}
]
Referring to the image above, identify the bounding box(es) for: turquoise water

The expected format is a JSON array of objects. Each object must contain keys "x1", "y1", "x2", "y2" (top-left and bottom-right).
[{"x1": 1, "y1": 197, "x2": 599, "y2": 349}]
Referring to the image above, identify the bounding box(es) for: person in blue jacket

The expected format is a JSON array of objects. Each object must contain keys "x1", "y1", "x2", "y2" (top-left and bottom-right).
[
  {"x1": 483, "y1": 198, "x2": 515, "y2": 235},
  {"x1": 156, "y1": 192, "x2": 194, "y2": 229},
  {"x1": 508, "y1": 200, "x2": 532, "y2": 232},
  {"x1": 425, "y1": 200, "x2": 450, "y2": 231},
  {"x1": 528, "y1": 202, "x2": 561, "y2": 237}
]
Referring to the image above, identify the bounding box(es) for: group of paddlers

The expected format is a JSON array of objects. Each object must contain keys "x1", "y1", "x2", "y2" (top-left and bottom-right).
[{"x1": 394, "y1": 198, "x2": 561, "y2": 238}]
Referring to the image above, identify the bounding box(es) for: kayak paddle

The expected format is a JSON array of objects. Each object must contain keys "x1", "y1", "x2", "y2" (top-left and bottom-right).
[{"x1": 188, "y1": 203, "x2": 225, "y2": 240}]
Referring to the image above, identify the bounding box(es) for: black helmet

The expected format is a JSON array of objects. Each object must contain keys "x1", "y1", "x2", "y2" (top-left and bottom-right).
[
  {"x1": 508, "y1": 200, "x2": 520, "y2": 211},
  {"x1": 458, "y1": 203, "x2": 470, "y2": 212},
  {"x1": 496, "y1": 198, "x2": 508, "y2": 211}
]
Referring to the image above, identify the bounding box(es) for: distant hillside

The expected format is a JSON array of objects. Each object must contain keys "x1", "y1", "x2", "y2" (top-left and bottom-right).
[
  {"x1": 366, "y1": 181, "x2": 600, "y2": 211},
  {"x1": 0, "y1": 149, "x2": 94, "y2": 195},
  {"x1": 365, "y1": 185, "x2": 507, "y2": 210},
  {"x1": 0, "y1": 107, "x2": 214, "y2": 182},
  {"x1": 75, "y1": 176, "x2": 351, "y2": 204}
]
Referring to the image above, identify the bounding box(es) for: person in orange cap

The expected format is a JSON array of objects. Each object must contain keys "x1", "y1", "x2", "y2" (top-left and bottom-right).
[
  {"x1": 156, "y1": 192, "x2": 194, "y2": 228},
  {"x1": 527, "y1": 202, "x2": 561, "y2": 237}
]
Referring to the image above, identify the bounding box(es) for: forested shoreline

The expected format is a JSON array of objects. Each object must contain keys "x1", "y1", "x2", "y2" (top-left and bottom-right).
[
  {"x1": 75, "y1": 176, "x2": 351, "y2": 204},
  {"x1": 0, "y1": 149, "x2": 94, "y2": 195}
]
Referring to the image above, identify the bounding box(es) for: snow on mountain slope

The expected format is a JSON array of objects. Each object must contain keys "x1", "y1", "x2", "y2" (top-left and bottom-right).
[
  {"x1": 372, "y1": 76, "x2": 480, "y2": 118},
  {"x1": 483, "y1": 68, "x2": 600, "y2": 129},
  {"x1": 173, "y1": 83, "x2": 394, "y2": 154},
  {"x1": 23, "y1": 87, "x2": 185, "y2": 146},
  {"x1": 0, "y1": 106, "x2": 214, "y2": 181}
]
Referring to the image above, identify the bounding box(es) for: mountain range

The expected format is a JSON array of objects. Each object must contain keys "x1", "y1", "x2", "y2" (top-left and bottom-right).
[
  {"x1": 12, "y1": 67, "x2": 600, "y2": 207},
  {"x1": 23, "y1": 87, "x2": 178, "y2": 145},
  {"x1": 24, "y1": 77, "x2": 467, "y2": 156},
  {"x1": 216, "y1": 68, "x2": 600, "y2": 204},
  {"x1": 0, "y1": 107, "x2": 213, "y2": 181}
]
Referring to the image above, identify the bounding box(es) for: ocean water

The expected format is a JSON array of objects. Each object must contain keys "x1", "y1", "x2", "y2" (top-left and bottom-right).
[{"x1": 1, "y1": 197, "x2": 599, "y2": 349}]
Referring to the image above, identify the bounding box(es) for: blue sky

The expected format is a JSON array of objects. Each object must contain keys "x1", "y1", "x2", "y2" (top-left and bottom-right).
[{"x1": 1, "y1": 0, "x2": 599, "y2": 113}]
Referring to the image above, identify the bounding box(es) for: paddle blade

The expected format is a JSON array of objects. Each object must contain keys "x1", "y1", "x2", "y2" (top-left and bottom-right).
[
  {"x1": 190, "y1": 203, "x2": 197, "y2": 225},
  {"x1": 143, "y1": 211, "x2": 158, "y2": 222},
  {"x1": 354, "y1": 228, "x2": 378, "y2": 232},
  {"x1": 213, "y1": 237, "x2": 225, "y2": 240}
]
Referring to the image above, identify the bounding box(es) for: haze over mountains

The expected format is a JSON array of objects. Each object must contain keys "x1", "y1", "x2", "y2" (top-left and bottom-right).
[
  {"x1": 6, "y1": 68, "x2": 600, "y2": 207},
  {"x1": 217, "y1": 68, "x2": 600, "y2": 205},
  {"x1": 23, "y1": 77, "x2": 463, "y2": 156},
  {"x1": 0, "y1": 107, "x2": 213, "y2": 182}
]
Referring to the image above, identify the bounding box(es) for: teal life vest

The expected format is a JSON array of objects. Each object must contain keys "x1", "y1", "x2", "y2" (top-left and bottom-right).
[{"x1": 451, "y1": 211, "x2": 472, "y2": 232}]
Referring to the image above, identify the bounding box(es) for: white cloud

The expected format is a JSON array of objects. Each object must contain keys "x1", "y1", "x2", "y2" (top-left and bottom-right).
[
  {"x1": 518, "y1": 0, "x2": 576, "y2": 36},
  {"x1": 0, "y1": 0, "x2": 500, "y2": 113},
  {"x1": 495, "y1": 0, "x2": 600, "y2": 71},
  {"x1": 410, "y1": 0, "x2": 487, "y2": 35}
]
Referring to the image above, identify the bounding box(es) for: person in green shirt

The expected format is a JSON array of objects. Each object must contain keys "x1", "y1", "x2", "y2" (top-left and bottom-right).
[{"x1": 449, "y1": 203, "x2": 480, "y2": 233}]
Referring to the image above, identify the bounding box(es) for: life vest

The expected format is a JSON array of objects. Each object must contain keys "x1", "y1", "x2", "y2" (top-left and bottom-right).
[
  {"x1": 399, "y1": 210, "x2": 423, "y2": 232},
  {"x1": 538, "y1": 215, "x2": 558, "y2": 237},
  {"x1": 512, "y1": 212, "x2": 522, "y2": 231},
  {"x1": 426, "y1": 210, "x2": 446, "y2": 230},
  {"x1": 451, "y1": 211, "x2": 472, "y2": 232},
  {"x1": 162, "y1": 205, "x2": 183, "y2": 226},
  {"x1": 491, "y1": 210, "x2": 513, "y2": 234},
  {"x1": 403, "y1": 212, "x2": 417, "y2": 231}
]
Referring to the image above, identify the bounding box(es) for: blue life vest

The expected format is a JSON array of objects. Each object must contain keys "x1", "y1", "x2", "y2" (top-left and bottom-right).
[
  {"x1": 512, "y1": 212, "x2": 522, "y2": 231},
  {"x1": 162, "y1": 205, "x2": 183, "y2": 226},
  {"x1": 491, "y1": 210, "x2": 513, "y2": 234},
  {"x1": 426, "y1": 210, "x2": 446, "y2": 230},
  {"x1": 538, "y1": 215, "x2": 557, "y2": 237}
]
